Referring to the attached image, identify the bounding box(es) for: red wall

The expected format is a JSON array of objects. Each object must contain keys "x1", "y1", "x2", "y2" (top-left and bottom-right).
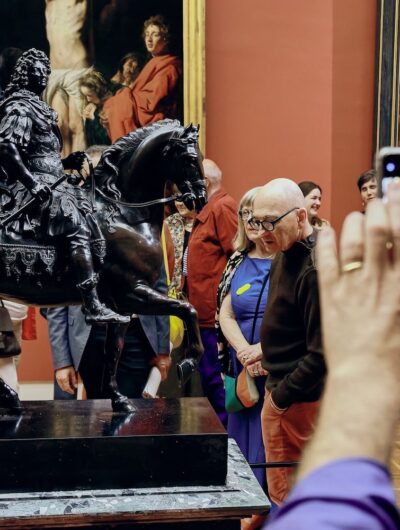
[
  {"x1": 19, "y1": 313, "x2": 53, "y2": 381},
  {"x1": 205, "y1": 0, "x2": 376, "y2": 229},
  {"x1": 331, "y1": 0, "x2": 377, "y2": 228},
  {"x1": 20, "y1": 0, "x2": 377, "y2": 381}
]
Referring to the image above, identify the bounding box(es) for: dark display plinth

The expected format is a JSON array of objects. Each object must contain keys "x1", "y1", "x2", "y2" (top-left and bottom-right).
[
  {"x1": 0, "y1": 398, "x2": 227, "y2": 493},
  {"x1": 0, "y1": 440, "x2": 270, "y2": 530}
]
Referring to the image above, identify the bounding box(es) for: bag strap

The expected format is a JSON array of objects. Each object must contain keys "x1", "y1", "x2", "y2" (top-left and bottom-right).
[
  {"x1": 250, "y1": 269, "x2": 270, "y2": 344},
  {"x1": 161, "y1": 225, "x2": 171, "y2": 285}
]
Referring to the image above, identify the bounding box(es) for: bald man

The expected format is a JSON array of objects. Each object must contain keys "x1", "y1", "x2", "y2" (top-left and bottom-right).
[
  {"x1": 186, "y1": 159, "x2": 238, "y2": 426},
  {"x1": 252, "y1": 179, "x2": 326, "y2": 506}
]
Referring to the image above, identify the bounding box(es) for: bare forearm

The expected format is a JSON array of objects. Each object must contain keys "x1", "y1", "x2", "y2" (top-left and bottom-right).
[{"x1": 219, "y1": 294, "x2": 248, "y2": 352}]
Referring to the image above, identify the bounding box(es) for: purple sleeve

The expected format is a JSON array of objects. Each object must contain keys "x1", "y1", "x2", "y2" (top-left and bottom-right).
[{"x1": 265, "y1": 459, "x2": 399, "y2": 530}]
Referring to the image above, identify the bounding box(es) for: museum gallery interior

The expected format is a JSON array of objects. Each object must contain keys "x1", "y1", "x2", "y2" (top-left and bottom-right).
[{"x1": 0, "y1": 1, "x2": 397, "y2": 529}]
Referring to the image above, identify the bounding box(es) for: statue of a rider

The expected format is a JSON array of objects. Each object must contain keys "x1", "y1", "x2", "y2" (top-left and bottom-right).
[{"x1": 0, "y1": 48, "x2": 129, "y2": 325}]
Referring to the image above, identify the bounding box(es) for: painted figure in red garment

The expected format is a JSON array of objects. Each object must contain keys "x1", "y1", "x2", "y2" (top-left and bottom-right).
[{"x1": 103, "y1": 15, "x2": 182, "y2": 143}]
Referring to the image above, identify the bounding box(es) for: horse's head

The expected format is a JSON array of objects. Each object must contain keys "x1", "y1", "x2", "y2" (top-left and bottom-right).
[{"x1": 163, "y1": 123, "x2": 207, "y2": 213}]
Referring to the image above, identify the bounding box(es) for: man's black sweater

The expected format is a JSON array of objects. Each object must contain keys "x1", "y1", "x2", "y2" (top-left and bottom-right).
[{"x1": 260, "y1": 233, "x2": 326, "y2": 409}]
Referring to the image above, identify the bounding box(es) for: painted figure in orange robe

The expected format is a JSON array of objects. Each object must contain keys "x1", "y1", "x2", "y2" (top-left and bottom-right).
[{"x1": 103, "y1": 15, "x2": 182, "y2": 143}]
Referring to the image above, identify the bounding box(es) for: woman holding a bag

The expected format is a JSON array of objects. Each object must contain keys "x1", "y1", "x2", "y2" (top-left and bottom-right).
[{"x1": 217, "y1": 187, "x2": 277, "y2": 530}]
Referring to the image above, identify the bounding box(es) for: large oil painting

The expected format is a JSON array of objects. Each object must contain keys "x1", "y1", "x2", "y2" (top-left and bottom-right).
[{"x1": 0, "y1": 0, "x2": 205, "y2": 154}]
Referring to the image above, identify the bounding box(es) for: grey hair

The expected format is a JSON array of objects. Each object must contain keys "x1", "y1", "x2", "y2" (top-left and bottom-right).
[{"x1": 233, "y1": 186, "x2": 262, "y2": 251}]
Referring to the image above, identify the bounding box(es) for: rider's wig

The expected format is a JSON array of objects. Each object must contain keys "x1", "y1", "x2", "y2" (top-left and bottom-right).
[{"x1": 5, "y1": 48, "x2": 50, "y2": 96}]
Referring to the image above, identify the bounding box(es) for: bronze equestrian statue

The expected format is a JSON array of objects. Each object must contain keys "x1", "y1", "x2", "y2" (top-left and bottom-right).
[
  {"x1": 0, "y1": 49, "x2": 207, "y2": 413},
  {"x1": 0, "y1": 49, "x2": 129, "y2": 326}
]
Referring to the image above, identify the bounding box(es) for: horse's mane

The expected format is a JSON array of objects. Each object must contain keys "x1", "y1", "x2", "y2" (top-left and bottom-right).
[{"x1": 94, "y1": 119, "x2": 182, "y2": 200}]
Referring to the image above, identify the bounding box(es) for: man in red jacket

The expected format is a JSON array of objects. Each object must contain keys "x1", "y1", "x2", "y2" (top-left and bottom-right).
[
  {"x1": 187, "y1": 159, "x2": 238, "y2": 426},
  {"x1": 103, "y1": 15, "x2": 182, "y2": 142}
]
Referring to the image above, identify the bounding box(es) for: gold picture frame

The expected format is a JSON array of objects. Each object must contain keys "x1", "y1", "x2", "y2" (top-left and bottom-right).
[
  {"x1": 183, "y1": 0, "x2": 206, "y2": 151},
  {"x1": 374, "y1": 0, "x2": 400, "y2": 149}
]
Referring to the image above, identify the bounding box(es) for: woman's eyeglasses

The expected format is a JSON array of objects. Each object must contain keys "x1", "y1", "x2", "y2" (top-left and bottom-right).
[{"x1": 238, "y1": 209, "x2": 252, "y2": 221}]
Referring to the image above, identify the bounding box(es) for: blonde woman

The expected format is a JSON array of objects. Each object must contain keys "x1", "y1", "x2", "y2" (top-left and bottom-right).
[{"x1": 216, "y1": 187, "x2": 278, "y2": 530}]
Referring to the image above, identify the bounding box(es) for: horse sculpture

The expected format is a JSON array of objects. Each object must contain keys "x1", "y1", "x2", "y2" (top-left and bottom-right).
[{"x1": 0, "y1": 119, "x2": 207, "y2": 413}]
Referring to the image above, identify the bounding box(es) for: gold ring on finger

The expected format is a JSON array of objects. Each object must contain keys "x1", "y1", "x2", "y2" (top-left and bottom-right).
[{"x1": 342, "y1": 260, "x2": 363, "y2": 273}]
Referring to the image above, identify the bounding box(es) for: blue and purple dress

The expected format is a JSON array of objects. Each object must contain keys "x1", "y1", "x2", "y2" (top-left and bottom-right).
[{"x1": 228, "y1": 255, "x2": 272, "y2": 490}]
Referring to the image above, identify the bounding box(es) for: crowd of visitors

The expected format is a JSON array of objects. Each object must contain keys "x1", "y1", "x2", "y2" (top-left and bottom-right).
[
  {"x1": 4, "y1": 132, "x2": 390, "y2": 528},
  {"x1": 0, "y1": 6, "x2": 397, "y2": 530}
]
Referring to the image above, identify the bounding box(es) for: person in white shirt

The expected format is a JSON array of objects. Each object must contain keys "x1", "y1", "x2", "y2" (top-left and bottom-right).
[{"x1": 0, "y1": 301, "x2": 28, "y2": 392}]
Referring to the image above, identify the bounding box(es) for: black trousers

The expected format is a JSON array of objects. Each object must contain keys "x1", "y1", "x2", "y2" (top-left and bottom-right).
[{"x1": 55, "y1": 319, "x2": 154, "y2": 400}]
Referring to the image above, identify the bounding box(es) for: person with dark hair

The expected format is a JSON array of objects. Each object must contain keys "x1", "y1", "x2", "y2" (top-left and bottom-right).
[
  {"x1": 110, "y1": 52, "x2": 143, "y2": 88},
  {"x1": 0, "y1": 48, "x2": 128, "y2": 326},
  {"x1": 357, "y1": 169, "x2": 378, "y2": 212},
  {"x1": 103, "y1": 15, "x2": 182, "y2": 142},
  {"x1": 298, "y1": 180, "x2": 329, "y2": 230}
]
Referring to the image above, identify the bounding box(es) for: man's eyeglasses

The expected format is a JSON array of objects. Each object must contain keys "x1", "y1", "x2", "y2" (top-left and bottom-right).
[
  {"x1": 247, "y1": 207, "x2": 300, "y2": 232},
  {"x1": 238, "y1": 208, "x2": 252, "y2": 221}
]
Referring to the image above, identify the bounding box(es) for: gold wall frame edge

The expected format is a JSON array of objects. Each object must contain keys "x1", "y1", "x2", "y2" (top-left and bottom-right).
[
  {"x1": 374, "y1": 0, "x2": 400, "y2": 150},
  {"x1": 183, "y1": 0, "x2": 206, "y2": 153}
]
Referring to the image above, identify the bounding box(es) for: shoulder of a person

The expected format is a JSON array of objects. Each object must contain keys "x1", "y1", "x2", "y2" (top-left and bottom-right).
[
  {"x1": 213, "y1": 191, "x2": 237, "y2": 213},
  {"x1": 226, "y1": 249, "x2": 246, "y2": 266}
]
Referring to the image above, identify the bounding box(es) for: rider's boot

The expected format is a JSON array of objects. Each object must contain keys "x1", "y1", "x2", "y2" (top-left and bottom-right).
[{"x1": 71, "y1": 247, "x2": 130, "y2": 325}]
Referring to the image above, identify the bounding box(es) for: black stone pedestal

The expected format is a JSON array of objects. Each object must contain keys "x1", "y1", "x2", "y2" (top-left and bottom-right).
[
  {"x1": 0, "y1": 440, "x2": 270, "y2": 530},
  {"x1": 0, "y1": 398, "x2": 227, "y2": 492}
]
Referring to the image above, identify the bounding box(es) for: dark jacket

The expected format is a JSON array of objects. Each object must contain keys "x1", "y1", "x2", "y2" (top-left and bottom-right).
[{"x1": 260, "y1": 233, "x2": 326, "y2": 408}]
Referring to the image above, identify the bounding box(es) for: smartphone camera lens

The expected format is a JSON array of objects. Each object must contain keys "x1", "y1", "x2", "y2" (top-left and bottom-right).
[{"x1": 386, "y1": 162, "x2": 396, "y2": 172}]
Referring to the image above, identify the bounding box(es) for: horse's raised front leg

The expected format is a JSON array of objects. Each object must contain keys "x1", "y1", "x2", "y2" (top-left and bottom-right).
[
  {"x1": 128, "y1": 283, "x2": 204, "y2": 384},
  {"x1": 103, "y1": 322, "x2": 136, "y2": 413},
  {"x1": 0, "y1": 377, "x2": 22, "y2": 412}
]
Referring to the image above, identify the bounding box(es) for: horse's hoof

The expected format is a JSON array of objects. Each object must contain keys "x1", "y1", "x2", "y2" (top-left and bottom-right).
[
  {"x1": 0, "y1": 382, "x2": 22, "y2": 413},
  {"x1": 112, "y1": 395, "x2": 136, "y2": 414},
  {"x1": 2, "y1": 396, "x2": 23, "y2": 412},
  {"x1": 177, "y1": 357, "x2": 197, "y2": 385}
]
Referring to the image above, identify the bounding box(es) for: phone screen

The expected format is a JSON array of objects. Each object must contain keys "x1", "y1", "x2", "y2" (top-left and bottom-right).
[{"x1": 376, "y1": 148, "x2": 400, "y2": 197}]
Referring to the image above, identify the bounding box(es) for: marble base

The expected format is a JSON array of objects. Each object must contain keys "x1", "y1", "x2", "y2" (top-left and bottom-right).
[
  {"x1": 0, "y1": 398, "x2": 227, "y2": 492},
  {"x1": 0, "y1": 440, "x2": 270, "y2": 529}
]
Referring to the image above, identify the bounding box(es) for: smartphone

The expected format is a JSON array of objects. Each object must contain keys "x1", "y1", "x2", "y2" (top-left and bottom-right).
[{"x1": 375, "y1": 147, "x2": 400, "y2": 198}]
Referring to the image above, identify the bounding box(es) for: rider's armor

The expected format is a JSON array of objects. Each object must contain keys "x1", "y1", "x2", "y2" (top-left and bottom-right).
[{"x1": 0, "y1": 88, "x2": 89, "y2": 239}]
